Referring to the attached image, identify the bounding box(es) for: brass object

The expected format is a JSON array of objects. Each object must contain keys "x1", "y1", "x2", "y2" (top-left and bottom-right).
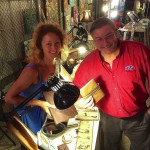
[
  {"x1": 80, "y1": 79, "x2": 105, "y2": 103},
  {"x1": 76, "y1": 128, "x2": 89, "y2": 133},
  {"x1": 78, "y1": 144, "x2": 90, "y2": 149},
  {"x1": 75, "y1": 107, "x2": 100, "y2": 121},
  {"x1": 76, "y1": 121, "x2": 93, "y2": 150},
  {"x1": 7, "y1": 116, "x2": 38, "y2": 150},
  {"x1": 62, "y1": 134, "x2": 73, "y2": 144}
]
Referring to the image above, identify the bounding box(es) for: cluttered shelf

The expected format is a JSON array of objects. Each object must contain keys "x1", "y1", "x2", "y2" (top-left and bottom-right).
[{"x1": 118, "y1": 18, "x2": 150, "y2": 47}]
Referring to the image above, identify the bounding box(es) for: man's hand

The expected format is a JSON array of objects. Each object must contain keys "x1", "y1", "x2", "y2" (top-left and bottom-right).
[
  {"x1": 147, "y1": 106, "x2": 150, "y2": 114},
  {"x1": 75, "y1": 96, "x2": 95, "y2": 109}
]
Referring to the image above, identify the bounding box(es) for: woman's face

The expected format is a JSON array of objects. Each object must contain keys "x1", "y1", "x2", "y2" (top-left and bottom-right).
[
  {"x1": 91, "y1": 25, "x2": 118, "y2": 54},
  {"x1": 41, "y1": 32, "x2": 61, "y2": 59}
]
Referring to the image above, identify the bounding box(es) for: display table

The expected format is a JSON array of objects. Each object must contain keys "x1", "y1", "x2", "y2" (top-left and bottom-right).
[{"x1": 38, "y1": 107, "x2": 100, "y2": 150}]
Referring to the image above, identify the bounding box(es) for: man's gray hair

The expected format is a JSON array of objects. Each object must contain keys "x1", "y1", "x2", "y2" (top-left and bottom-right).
[{"x1": 90, "y1": 17, "x2": 117, "y2": 34}]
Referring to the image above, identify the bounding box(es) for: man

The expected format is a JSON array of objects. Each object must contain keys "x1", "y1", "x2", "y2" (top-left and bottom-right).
[{"x1": 73, "y1": 17, "x2": 150, "y2": 150}]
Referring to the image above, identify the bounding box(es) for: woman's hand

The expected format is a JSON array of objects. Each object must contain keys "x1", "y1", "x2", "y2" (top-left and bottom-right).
[
  {"x1": 41, "y1": 101, "x2": 56, "y2": 115},
  {"x1": 75, "y1": 96, "x2": 95, "y2": 109}
]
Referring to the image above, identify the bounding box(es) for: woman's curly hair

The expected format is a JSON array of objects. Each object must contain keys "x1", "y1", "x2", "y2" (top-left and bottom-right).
[{"x1": 25, "y1": 22, "x2": 66, "y2": 64}]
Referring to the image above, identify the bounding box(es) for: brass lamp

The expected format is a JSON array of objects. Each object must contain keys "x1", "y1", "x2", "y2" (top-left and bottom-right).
[
  {"x1": 80, "y1": 10, "x2": 93, "y2": 22},
  {"x1": 80, "y1": 10, "x2": 93, "y2": 31}
]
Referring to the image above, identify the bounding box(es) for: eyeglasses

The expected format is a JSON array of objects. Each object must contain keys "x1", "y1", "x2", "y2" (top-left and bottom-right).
[{"x1": 94, "y1": 32, "x2": 115, "y2": 44}]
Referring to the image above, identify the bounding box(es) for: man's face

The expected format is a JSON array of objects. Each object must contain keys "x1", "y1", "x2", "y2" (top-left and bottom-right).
[{"x1": 91, "y1": 25, "x2": 118, "y2": 54}]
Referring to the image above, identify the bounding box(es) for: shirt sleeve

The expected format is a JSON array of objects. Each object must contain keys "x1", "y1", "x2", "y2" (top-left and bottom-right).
[
  {"x1": 73, "y1": 49, "x2": 99, "y2": 89},
  {"x1": 73, "y1": 58, "x2": 93, "y2": 89},
  {"x1": 73, "y1": 62, "x2": 85, "y2": 89},
  {"x1": 144, "y1": 45, "x2": 150, "y2": 95}
]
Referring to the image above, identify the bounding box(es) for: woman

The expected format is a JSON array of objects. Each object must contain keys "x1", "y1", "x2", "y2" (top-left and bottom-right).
[{"x1": 5, "y1": 22, "x2": 66, "y2": 134}]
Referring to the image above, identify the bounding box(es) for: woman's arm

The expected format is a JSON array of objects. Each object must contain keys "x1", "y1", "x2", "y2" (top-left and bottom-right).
[
  {"x1": 5, "y1": 66, "x2": 39, "y2": 105},
  {"x1": 5, "y1": 67, "x2": 55, "y2": 115}
]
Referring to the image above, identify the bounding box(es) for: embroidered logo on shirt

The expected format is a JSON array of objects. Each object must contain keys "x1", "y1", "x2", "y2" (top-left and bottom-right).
[{"x1": 125, "y1": 65, "x2": 135, "y2": 71}]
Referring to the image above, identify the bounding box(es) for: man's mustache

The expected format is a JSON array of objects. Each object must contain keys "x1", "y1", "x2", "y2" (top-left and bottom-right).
[{"x1": 100, "y1": 44, "x2": 112, "y2": 49}]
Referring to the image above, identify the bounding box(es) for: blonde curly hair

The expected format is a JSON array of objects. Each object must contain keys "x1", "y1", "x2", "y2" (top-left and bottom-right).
[{"x1": 25, "y1": 22, "x2": 66, "y2": 64}]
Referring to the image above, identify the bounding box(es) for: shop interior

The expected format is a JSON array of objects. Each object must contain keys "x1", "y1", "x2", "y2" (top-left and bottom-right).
[{"x1": 0, "y1": 0, "x2": 150, "y2": 150}]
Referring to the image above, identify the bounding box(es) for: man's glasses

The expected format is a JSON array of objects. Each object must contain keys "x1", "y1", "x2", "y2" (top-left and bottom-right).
[{"x1": 94, "y1": 32, "x2": 115, "y2": 44}]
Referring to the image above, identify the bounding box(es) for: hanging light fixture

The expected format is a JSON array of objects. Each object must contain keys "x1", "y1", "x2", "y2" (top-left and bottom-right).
[
  {"x1": 80, "y1": 10, "x2": 93, "y2": 23},
  {"x1": 80, "y1": 10, "x2": 93, "y2": 31}
]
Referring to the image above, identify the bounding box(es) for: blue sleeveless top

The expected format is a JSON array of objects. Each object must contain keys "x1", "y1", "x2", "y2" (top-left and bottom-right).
[{"x1": 17, "y1": 64, "x2": 47, "y2": 134}]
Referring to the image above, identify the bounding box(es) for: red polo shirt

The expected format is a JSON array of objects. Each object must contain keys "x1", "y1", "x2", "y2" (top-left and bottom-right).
[{"x1": 73, "y1": 40, "x2": 150, "y2": 118}]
